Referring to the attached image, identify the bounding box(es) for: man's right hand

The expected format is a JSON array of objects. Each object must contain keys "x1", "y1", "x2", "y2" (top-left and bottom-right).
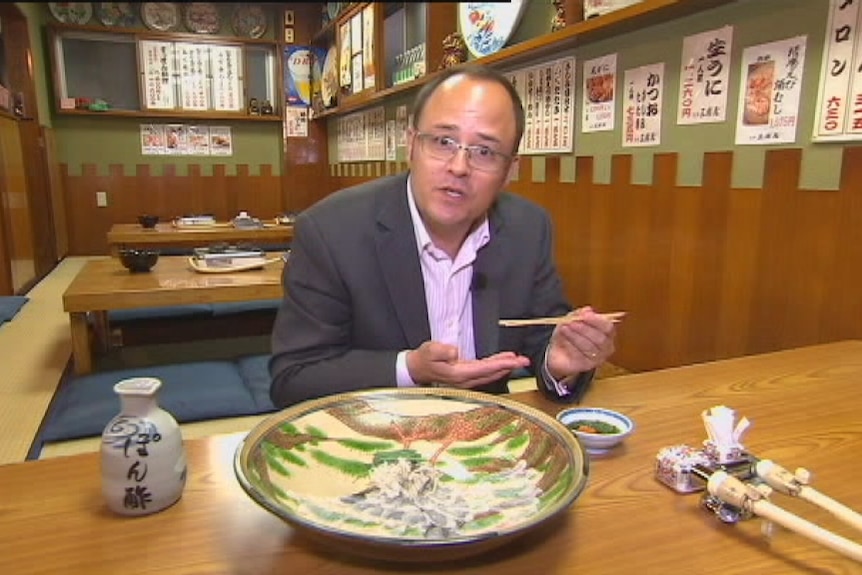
[{"x1": 406, "y1": 341, "x2": 530, "y2": 389}]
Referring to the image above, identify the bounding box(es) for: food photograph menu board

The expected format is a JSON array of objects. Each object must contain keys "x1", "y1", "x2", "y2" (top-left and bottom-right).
[{"x1": 140, "y1": 123, "x2": 232, "y2": 156}]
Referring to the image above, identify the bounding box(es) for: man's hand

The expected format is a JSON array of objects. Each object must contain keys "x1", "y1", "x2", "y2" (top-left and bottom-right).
[
  {"x1": 406, "y1": 341, "x2": 530, "y2": 389},
  {"x1": 546, "y1": 306, "x2": 617, "y2": 381}
]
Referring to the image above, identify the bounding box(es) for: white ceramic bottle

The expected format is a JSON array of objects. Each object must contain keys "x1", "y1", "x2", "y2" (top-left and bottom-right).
[{"x1": 100, "y1": 377, "x2": 187, "y2": 516}]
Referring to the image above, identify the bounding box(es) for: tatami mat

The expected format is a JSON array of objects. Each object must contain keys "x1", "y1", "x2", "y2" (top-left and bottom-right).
[{"x1": 0, "y1": 257, "x2": 97, "y2": 464}]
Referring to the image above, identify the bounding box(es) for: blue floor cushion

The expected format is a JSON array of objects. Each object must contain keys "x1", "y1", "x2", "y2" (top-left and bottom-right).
[
  {"x1": 107, "y1": 304, "x2": 213, "y2": 323},
  {"x1": 236, "y1": 354, "x2": 278, "y2": 412},
  {"x1": 40, "y1": 361, "x2": 260, "y2": 442},
  {"x1": 211, "y1": 299, "x2": 282, "y2": 317},
  {"x1": 0, "y1": 296, "x2": 28, "y2": 325}
]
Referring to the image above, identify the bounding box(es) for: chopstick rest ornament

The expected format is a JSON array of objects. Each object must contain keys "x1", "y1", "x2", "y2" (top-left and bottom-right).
[
  {"x1": 702, "y1": 405, "x2": 750, "y2": 465},
  {"x1": 655, "y1": 406, "x2": 862, "y2": 563}
]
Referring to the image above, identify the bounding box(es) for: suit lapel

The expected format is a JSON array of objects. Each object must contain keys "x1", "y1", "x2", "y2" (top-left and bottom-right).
[{"x1": 375, "y1": 177, "x2": 431, "y2": 347}]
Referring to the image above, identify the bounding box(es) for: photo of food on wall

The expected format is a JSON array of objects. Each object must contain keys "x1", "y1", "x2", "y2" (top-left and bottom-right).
[
  {"x1": 743, "y1": 60, "x2": 774, "y2": 126},
  {"x1": 586, "y1": 73, "x2": 614, "y2": 103}
]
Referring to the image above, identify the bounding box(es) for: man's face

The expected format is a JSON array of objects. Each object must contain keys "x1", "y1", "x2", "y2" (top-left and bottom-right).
[{"x1": 407, "y1": 76, "x2": 519, "y2": 245}]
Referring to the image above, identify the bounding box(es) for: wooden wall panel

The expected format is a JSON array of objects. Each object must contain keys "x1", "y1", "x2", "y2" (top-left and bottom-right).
[
  {"x1": 18, "y1": 120, "x2": 57, "y2": 278},
  {"x1": 61, "y1": 163, "x2": 284, "y2": 255},
  {"x1": 715, "y1": 158, "x2": 762, "y2": 361},
  {"x1": 824, "y1": 146, "x2": 862, "y2": 343},
  {"x1": 0, "y1": 117, "x2": 35, "y2": 292},
  {"x1": 43, "y1": 128, "x2": 68, "y2": 259},
  {"x1": 238, "y1": 145, "x2": 862, "y2": 372}
]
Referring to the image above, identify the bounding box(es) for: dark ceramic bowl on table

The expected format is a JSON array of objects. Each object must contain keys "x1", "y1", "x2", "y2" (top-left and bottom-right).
[
  {"x1": 138, "y1": 214, "x2": 159, "y2": 229},
  {"x1": 119, "y1": 249, "x2": 159, "y2": 273}
]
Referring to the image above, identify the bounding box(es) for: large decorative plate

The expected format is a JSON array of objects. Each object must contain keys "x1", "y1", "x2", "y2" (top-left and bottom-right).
[
  {"x1": 49, "y1": 2, "x2": 93, "y2": 24},
  {"x1": 231, "y1": 5, "x2": 267, "y2": 39},
  {"x1": 184, "y1": 2, "x2": 221, "y2": 34},
  {"x1": 234, "y1": 387, "x2": 589, "y2": 562},
  {"x1": 458, "y1": 1, "x2": 527, "y2": 59},
  {"x1": 326, "y1": 2, "x2": 342, "y2": 22},
  {"x1": 96, "y1": 2, "x2": 136, "y2": 27},
  {"x1": 141, "y1": 2, "x2": 179, "y2": 32}
]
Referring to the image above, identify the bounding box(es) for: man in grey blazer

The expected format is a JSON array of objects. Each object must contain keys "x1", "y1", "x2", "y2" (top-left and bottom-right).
[{"x1": 270, "y1": 65, "x2": 618, "y2": 408}]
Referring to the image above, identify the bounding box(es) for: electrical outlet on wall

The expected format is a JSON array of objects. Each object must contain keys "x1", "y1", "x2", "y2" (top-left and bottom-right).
[{"x1": 96, "y1": 191, "x2": 108, "y2": 207}]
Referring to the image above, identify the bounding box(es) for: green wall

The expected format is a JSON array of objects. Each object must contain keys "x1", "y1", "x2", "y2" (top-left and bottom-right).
[
  {"x1": 329, "y1": 0, "x2": 848, "y2": 191},
  {"x1": 19, "y1": 0, "x2": 851, "y2": 187},
  {"x1": 19, "y1": 2, "x2": 283, "y2": 176},
  {"x1": 52, "y1": 116, "x2": 283, "y2": 176}
]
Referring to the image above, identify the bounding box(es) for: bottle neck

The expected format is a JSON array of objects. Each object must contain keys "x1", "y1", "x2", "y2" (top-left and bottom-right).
[{"x1": 119, "y1": 394, "x2": 157, "y2": 417}]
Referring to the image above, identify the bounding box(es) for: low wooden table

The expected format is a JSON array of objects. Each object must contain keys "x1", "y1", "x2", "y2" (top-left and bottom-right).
[
  {"x1": 62, "y1": 255, "x2": 285, "y2": 374},
  {"x1": 3, "y1": 342, "x2": 861, "y2": 573},
  {"x1": 107, "y1": 222, "x2": 294, "y2": 256}
]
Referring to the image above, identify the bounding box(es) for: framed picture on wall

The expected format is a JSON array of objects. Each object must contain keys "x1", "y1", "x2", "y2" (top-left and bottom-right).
[
  {"x1": 339, "y1": 22, "x2": 351, "y2": 87},
  {"x1": 351, "y1": 53, "x2": 363, "y2": 94}
]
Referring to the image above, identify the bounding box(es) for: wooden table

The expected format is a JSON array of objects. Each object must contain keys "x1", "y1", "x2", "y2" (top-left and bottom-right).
[
  {"x1": 62, "y1": 255, "x2": 285, "y2": 374},
  {"x1": 106, "y1": 222, "x2": 294, "y2": 256},
  {"x1": 3, "y1": 341, "x2": 861, "y2": 574}
]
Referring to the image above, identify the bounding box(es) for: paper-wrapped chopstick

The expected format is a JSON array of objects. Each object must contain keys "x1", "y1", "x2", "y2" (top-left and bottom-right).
[
  {"x1": 499, "y1": 311, "x2": 626, "y2": 327},
  {"x1": 708, "y1": 471, "x2": 862, "y2": 562},
  {"x1": 756, "y1": 459, "x2": 862, "y2": 534}
]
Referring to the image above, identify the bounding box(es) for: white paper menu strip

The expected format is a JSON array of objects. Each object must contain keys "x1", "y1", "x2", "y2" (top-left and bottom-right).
[
  {"x1": 210, "y1": 45, "x2": 244, "y2": 112},
  {"x1": 676, "y1": 26, "x2": 733, "y2": 125},
  {"x1": 176, "y1": 43, "x2": 211, "y2": 111},
  {"x1": 140, "y1": 40, "x2": 176, "y2": 110},
  {"x1": 622, "y1": 62, "x2": 665, "y2": 148},
  {"x1": 510, "y1": 55, "x2": 576, "y2": 155},
  {"x1": 335, "y1": 107, "x2": 386, "y2": 162},
  {"x1": 813, "y1": 0, "x2": 862, "y2": 141}
]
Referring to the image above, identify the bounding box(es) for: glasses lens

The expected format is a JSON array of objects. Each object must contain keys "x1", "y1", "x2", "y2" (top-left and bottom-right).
[
  {"x1": 468, "y1": 149, "x2": 500, "y2": 171},
  {"x1": 419, "y1": 134, "x2": 505, "y2": 171},
  {"x1": 422, "y1": 135, "x2": 451, "y2": 160}
]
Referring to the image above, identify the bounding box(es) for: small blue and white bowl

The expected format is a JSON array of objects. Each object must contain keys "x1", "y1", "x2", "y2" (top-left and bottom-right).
[{"x1": 556, "y1": 407, "x2": 634, "y2": 454}]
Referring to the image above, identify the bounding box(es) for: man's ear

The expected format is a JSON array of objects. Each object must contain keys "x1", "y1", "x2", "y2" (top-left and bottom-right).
[
  {"x1": 504, "y1": 155, "x2": 520, "y2": 185},
  {"x1": 406, "y1": 128, "x2": 417, "y2": 163}
]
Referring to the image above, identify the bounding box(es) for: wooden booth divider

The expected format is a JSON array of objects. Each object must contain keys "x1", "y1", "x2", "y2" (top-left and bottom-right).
[{"x1": 325, "y1": 147, "x2": 862, "y2": 373}]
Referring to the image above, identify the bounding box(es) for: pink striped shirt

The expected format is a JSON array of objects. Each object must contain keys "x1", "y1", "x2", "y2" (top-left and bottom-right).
[
  {"x1": 396, "y1": 179, "x2": 489, "y2": 387},
  {"x1": 395, "y1": 179, "x2": 571, "y2": 396}
]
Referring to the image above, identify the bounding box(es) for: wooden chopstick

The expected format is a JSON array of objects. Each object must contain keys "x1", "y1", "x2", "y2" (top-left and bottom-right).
[{"x1": 498, "y1": 311, "x2": 626, "y2": 327}]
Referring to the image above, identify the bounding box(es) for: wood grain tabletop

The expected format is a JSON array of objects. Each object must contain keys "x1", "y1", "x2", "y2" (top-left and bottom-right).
[{"x1": 2, "y1": 341, "x2": 861, "y2": 574}]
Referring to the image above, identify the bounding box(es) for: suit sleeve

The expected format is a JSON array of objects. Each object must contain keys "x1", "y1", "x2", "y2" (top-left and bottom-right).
[
  {"x1": 520, "y1": 210, "x2": 595, "y2": 403},
  {"x1": 269, "y1": 212, "x2": 399, "y2": 408}
]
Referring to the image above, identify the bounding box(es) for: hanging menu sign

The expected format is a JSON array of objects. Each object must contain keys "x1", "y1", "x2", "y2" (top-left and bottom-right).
[
  {"x1": 813, "y1": 0, "x2": 862, "y2": 141},
  {"x1": 140, "y1": 40, "x2": 243, "y2": 113},
  {"x1": 735, "y1": 36, "x2": 807, "y2": 145},
  {"x1": 211, "y1": 45, "x2": 243, "y2": 112},
  {"x1": 176, "y1": 43, "x2": 211, "y2": 111},
  {"x1": 506, "y1": 56, "x2": 576, "y2": 155},
  {"x1": 336, "y1": 106, "x2": 386, "y2": 162},
  {"x1": 676, "y1": 26, "x2": 733, "y2": 125},
  {"x1": 622, "y1": 62, "x2": 665, "y2": 147},
  {"x1": 140, "y1": 40, "x2": 176, "y2": 110}
]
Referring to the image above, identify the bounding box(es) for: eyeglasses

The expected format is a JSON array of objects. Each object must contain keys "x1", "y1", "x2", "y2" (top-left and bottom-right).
[{"x1": 414, "y1": 132, "x2": 512, "y2": 172}]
